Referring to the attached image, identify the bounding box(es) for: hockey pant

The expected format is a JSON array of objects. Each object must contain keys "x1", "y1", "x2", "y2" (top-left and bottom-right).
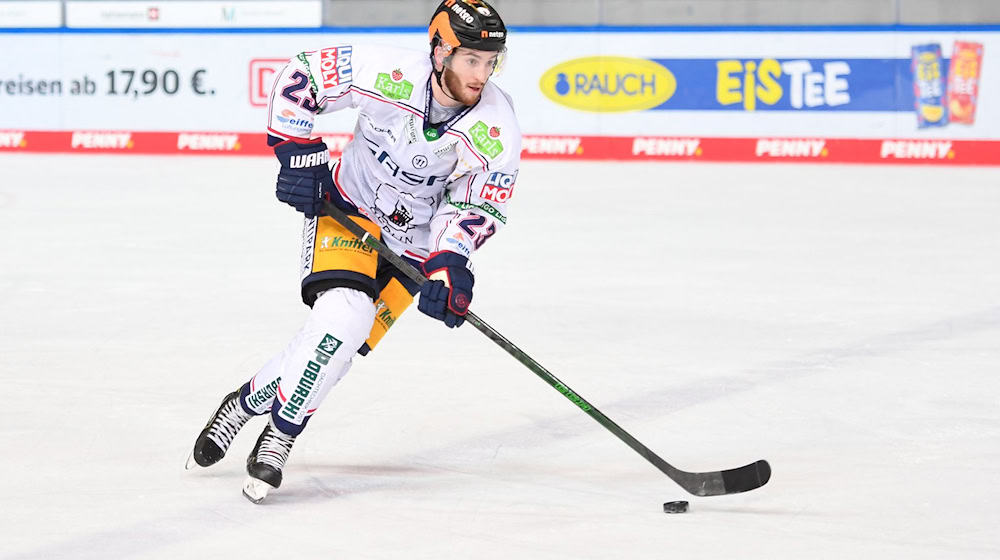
[{"x1": 238, "y1": 214, "x2": 418, "y2": 436}]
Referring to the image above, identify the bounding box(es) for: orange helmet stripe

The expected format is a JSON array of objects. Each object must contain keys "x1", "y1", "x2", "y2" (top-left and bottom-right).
[{"x1": 429, "y1": 11, "x2": 462, "y2": 49}]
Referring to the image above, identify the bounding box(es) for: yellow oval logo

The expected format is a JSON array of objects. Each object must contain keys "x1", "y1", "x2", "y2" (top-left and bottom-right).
[{"x1": 540, "y1": 56, "x2": 676, "y2": 113}]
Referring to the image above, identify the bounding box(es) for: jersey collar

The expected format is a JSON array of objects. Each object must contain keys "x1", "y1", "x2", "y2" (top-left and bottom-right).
[{"x1": 422, "y1": 75, "x2": 479, "y2": 142}]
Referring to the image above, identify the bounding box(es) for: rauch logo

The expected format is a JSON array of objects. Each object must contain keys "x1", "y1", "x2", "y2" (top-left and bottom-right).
[{"x1": 539, "y1": 56, "x2": 676, "y2": 113}]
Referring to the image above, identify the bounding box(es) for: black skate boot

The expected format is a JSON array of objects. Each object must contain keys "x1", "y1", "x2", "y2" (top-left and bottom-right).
[
  {"x1": 242, "y1": 420, "x2": 297, "y2": 504},
  {"x1": 185, "y1": 389, "x2": 254, "y2": 470}
]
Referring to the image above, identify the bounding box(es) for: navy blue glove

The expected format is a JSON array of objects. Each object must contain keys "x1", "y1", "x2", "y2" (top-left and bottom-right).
[
  {"x1": 273, "y1": 139, "x2": 333, "y2": 219},
  {"x1": 418, "y1": 251, "x2": 474, "y2": 328}
]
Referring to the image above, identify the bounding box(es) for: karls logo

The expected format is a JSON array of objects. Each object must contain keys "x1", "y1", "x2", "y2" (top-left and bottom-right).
[
  {"x1": 0, "y1": 132, "x2": 26, "y2": 148},
  {"x1": 755, "y1": 139, "x2": 828, "y2": 158},
  {"x1": 480, "y1": 170, "x2": 516, "y2": 203},
  {"x1": 290, "y1": 150, "x2": 330, "y2": 169},
  {"x1": 71, "y1": 132, "x2": 132, "y2": 149},
  {"x1": 633, "y1": 138, "x2": 701, "y2": 157},
  {"x1": 716, "y1": 59, "x2": 850, "y2": 111},
  {"x1": 880, "y1": 140, "x2": 954, "y2": 159},
  {"x1": 177, "y1": 134, "x2": 241, "y2": 151},
  {"x1": 540, "y1": 57, "x2": 677, "y2": 113},
  {"x1": 320, "y1": 46, "x2": 353, "y2": 89},
  {"x1": 469, "y1": 121, "x2": 504, "y2": 159},
  {"x1": 374, "y1": 69, "x2": 414, "y2": 100},
  {"x1": 249, "y1": 58, "x2": 288, "y2": 107}
]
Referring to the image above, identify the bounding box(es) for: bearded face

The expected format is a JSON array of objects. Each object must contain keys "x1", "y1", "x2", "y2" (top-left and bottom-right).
[{"x1": 436, "y1": 47, "x2": 501, "y2": 105}]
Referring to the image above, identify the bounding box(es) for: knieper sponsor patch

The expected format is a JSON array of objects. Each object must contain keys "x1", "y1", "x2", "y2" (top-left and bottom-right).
[
  {"x1": 755, "y1": 139, "x2": 827, "y2": 158},
  {"x1": 0, "y1": 132, "x2": 26, "y2": 148},
  {"x1": 880, "y1": 140, "x2": 954, "y2": 159},
  {"x1": 633, "y1": 138, "x2": 701, "y2": 157},
  {"x1": 177, "y1": 133, "x2": 241, "y2": 151},
  {"x1": 71, "y1": 132, "x2": 132, "y2": 149},
  {"x1": 480, "y1": 170, "x2": 516, "y2": 203},
  {"x1": 319, "y1": 46, "x2": 353, "y2": 89}
]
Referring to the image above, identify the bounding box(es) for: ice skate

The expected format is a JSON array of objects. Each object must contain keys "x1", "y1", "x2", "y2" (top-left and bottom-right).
[
  {"x1": 242, "y1": 420, "x2": 296, "y2": 504},
  {"x1": 185, "y1": 389, "x2": 254, "y2": 470}
]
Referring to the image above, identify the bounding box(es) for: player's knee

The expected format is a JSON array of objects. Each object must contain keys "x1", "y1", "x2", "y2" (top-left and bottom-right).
[{"x1": 306, "y1": 287, "x2": 377, "y2": 345}]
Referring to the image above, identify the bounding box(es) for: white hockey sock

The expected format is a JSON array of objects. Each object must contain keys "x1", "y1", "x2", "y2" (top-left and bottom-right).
[{"x1": 269, "y1": 287, "x2": 376, "y2": 434}]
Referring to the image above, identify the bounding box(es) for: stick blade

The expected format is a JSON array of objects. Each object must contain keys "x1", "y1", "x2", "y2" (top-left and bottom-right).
[
  {"x1": 674, "y1": 459, "x2": 771, "y2": 497},
  {"x1": 719, "y1": 459, "x2": 771, "y2": 495}
]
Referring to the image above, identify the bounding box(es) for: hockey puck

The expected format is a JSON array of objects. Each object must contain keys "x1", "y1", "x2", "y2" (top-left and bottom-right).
[{"x1": 663, "y1": 500, "x2": 689, "y2": 514}]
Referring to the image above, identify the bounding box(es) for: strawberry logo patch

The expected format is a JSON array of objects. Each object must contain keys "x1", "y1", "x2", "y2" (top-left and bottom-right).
[
  {"x1": 376, "y1": 70, "x2": 414, "y2": 100},
  {"x1": 489, "y1": 126, "x2": 501, "y2": 138}
]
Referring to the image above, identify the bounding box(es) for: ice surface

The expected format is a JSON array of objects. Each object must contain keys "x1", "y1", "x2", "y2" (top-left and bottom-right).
[{"x1": 1, "y1": 154, "x2": 998, "y2": 559}]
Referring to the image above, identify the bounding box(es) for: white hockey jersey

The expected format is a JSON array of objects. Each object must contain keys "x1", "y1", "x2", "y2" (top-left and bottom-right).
[{"x1": 267, "y1": 44, "x2": 521, "y2": 264}]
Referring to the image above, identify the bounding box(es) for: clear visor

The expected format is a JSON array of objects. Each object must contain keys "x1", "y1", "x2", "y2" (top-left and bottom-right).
[{"x1": 443, "y1": 46, "x2": 508, "y2": 78}]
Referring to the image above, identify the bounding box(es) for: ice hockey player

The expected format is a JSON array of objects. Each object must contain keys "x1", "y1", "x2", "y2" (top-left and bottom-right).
[{"x1": 186, "y1": 0, "x2": 520, "y2": 504}]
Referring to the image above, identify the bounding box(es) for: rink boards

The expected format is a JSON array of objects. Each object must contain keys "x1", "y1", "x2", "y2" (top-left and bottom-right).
[
  {"x1": 1, "y1": 27, "x2": 998, "y2": 164},
  {"x1": 1, "y1": 130, "x2": 998, "y2": 165}
]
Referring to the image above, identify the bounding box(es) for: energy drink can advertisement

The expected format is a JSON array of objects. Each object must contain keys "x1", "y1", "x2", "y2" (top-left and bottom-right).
[
  {"x1": 912, "y1": 43, "x2": 948, "y2": 128},
  {"x1": 947, "y1": 41, "x2": 984, "y2": 125}
]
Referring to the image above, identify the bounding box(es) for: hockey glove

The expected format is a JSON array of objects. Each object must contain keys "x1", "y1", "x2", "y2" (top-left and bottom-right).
[
  {"x1": 418, "y1": 251, "x2": 474, "y2": 328},
  {"x1": 273, "y1": 139, "x2": 333, "y2": 219}
]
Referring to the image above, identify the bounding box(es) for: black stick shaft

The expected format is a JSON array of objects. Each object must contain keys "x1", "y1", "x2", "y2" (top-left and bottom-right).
[{"x1": 320, "y1": 200, "x2": 770, "y2": 496}]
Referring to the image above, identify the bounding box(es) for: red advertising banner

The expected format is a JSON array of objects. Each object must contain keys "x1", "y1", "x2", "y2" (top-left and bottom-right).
[{"x1": 2, "y1": 130, "x2": 998, "y2": 165}]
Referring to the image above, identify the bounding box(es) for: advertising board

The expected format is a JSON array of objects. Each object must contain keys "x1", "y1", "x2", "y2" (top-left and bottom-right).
[{"x1": 1, "y1": 28, "x2": 997, "y2": 164}]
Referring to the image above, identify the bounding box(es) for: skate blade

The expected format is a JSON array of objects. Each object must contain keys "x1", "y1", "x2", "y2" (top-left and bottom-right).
[
  {"x1": 242, "y1": 476, "x2": 275, "y2": 504},
  {"x1": 184, "y1": 451, "x2": 198, "y2": 471}
]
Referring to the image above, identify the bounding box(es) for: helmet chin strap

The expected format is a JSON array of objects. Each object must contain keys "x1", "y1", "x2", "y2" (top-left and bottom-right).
[{"x1": 430, "y1": 49, "x2": 464, "y2": 105}]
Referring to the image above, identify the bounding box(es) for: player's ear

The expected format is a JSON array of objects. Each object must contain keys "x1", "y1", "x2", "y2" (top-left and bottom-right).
[
  {"x1": 432, "y1": 44, "x2": 453, "y2": 71},
  {"x1": 432, "y1": 45, "x2": 444, "y2": 71}
]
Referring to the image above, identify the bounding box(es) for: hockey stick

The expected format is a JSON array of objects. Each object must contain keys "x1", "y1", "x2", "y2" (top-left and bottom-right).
[{"x1": 321, "y1": 200, "x2": 771, "y2": 497}]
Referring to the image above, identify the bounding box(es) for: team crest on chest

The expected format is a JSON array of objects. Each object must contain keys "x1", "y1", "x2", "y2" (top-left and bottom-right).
[{"x1": 372, "y1": 184, "x2": 436, "y2": 245}]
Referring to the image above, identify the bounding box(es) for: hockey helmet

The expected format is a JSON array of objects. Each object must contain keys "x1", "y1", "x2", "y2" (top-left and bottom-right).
[{"x1": 428, "y1": 0, "x2": 507, "y2": 54}]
